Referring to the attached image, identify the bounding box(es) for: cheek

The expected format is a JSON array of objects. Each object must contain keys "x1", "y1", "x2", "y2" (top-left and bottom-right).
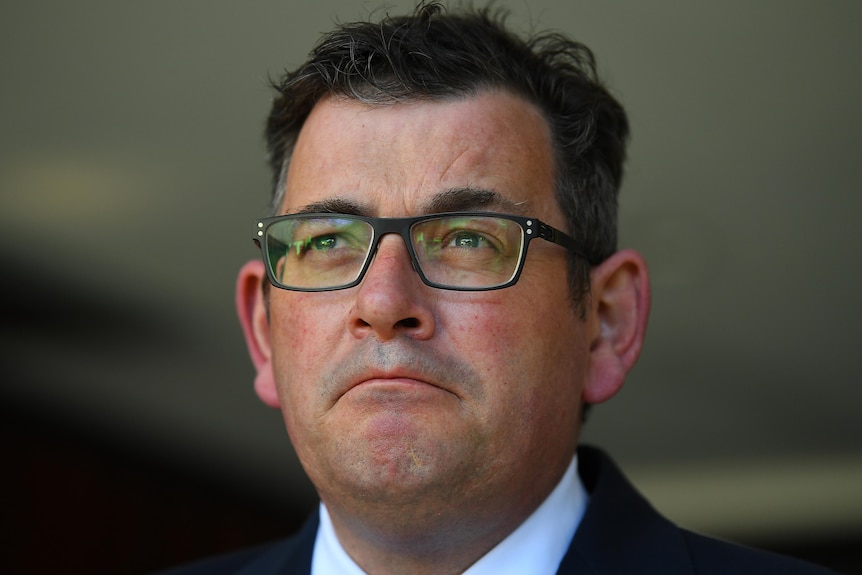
[
  {"x1": 267, "y1": 298, "x2": 342, "y2": 468},
  {"x1": 444, "y1": 294, "x2": 586, "y2": 400},
  {"x1": 443, "y1": 298, "x2": 544, "y2": 405},
  {"x1": 268, "y1": 297, "x2": 338, "y2": 405},
  {"x1": 446, "y1": 300, "x2": 515, "y2": 359},
  {"x1": 442, "y1": 297, "x2": 585, "y2": 467}
]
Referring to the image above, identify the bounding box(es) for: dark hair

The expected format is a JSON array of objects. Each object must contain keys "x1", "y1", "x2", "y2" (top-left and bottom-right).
[{"x1": 264, "y1": 1, "x2": 629, "y2": 309}]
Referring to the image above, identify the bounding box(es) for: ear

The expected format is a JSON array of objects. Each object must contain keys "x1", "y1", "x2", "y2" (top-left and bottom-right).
[
  {"x1": 583, "y1": 249, "x2": 651, "y2": 405},
  {"x1": 236, "y1": 260, "x2": 281, "y2": 408}
]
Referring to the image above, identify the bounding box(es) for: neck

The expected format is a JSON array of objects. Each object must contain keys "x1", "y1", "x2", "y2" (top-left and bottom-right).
[{"x1": 321, "y1": 457, "x2": 573, "y2": 575}]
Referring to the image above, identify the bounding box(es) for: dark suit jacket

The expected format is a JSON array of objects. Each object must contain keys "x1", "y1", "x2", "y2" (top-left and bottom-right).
[{"x1": 158, "y1": 446, "x2": 836, "y2": 574}]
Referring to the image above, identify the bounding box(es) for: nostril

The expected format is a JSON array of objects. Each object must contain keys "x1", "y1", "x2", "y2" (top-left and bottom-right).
[{"x1": 398, "y1": 317, "x2": 420, "y2": 329}]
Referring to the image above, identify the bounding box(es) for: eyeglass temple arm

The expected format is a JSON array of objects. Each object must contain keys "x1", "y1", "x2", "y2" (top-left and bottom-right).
[{"x1": 536, "y1": 221, "x2": 595, "y2": 264}]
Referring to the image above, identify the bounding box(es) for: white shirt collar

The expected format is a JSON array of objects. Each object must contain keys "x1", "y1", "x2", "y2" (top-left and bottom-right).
[{"x1": 311, "y1": 453, "x2": 587, "y2": 575}]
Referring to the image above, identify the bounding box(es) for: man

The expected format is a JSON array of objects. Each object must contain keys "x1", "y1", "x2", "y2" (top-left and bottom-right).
[{"x1": 163, "y1": 3, "x2": 835, "y2": 574}]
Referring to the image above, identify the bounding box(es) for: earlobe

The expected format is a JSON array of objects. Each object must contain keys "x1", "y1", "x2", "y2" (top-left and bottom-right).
[
  {"x1": 582, "y1": 249, "x2": 651, "y2": 405},
  {"x1": 236, "y1": 260, "x2": 281, "y2": 408}
]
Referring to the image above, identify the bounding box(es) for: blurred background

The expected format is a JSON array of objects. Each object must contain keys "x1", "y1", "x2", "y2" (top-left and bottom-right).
[{"x1": 2, "y1": 1, "x2": 860, "y2": 573}]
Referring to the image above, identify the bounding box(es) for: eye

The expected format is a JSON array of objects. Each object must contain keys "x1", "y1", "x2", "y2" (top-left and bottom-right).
[
  {"x1": 309, "y1": 234, "x2": 340, "y2": 250},
  {"x1": 287, "y1": 218, "x2": 370, "y2": 257},
  {"x1": 292, "y1": 231, "x2": 362, "y2": 257},
  {"x1": 446, "y1": 231, "x2": 491, "y2": 249}
]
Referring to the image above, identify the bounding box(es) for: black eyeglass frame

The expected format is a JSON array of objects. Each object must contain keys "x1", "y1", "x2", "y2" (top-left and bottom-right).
[{"x1": 253, "y1": 211, "x2": 592, "y2": 292}]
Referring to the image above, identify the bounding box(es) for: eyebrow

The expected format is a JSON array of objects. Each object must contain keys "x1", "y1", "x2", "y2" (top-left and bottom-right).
[
  {"x1": 421, "y1": 187, "x2": 530, "y2": 215},
  {"x1": 292, "y1": 198, "x2": 372, "y2": 216},
  {"x1": 290, "y1": 187, "x2": 529, "y2": 217}
]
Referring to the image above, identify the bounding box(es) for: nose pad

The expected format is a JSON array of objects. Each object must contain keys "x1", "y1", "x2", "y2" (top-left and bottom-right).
[
  {"x1": 402, "y1": 241, "x2": 423, "y2": 278},
  {"x1": 369, "y1": 231, "x2": 421, "y2": 278}
]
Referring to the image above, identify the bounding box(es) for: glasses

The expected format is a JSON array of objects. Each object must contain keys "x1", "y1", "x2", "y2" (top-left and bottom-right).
[{"x1": 254, "y1": 212, "x2": 590, "y2": 292}]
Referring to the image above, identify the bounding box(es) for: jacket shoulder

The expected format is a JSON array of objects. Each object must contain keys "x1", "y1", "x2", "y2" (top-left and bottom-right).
[
  {"x1": 682, "y1": 530, "x2": 838, "y2": 575},
  {"x1": 566, "y1": 446, "x2": 838, "y2": 574},
  {"x1": 152, "y1": 512, "x2": 318, "y2": 575}
]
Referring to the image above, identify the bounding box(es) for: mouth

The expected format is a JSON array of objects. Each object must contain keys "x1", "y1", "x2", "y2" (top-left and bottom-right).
[
  {"x1": 322, "y1": 343, "x2": 479, "y2": 408},
  {"x1": 343, "y1": 372, "x2": 446, "y2": 399}
]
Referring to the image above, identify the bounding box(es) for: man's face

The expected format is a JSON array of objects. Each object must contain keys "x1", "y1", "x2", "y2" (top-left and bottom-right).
[{"x1": 261, "y1": 92, "x2": 594, "y2": 528}]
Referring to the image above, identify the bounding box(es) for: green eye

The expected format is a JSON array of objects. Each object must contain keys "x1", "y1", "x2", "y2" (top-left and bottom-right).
[
  {"x1": 449, "y1": 231, "x2": 488, "y2": 248},
  {"x1": 311, "y1": 235, "x2": 338, "y2": 250}
]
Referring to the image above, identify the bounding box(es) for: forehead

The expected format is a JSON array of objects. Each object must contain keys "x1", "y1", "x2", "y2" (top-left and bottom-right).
[{"x1": 281, "y1": 91, "x2": 558, "y2": 219}]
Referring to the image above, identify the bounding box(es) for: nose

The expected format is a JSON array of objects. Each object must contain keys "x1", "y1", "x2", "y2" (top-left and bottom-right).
[{"x1": 348, "y1": 234, "x2": 436, "y2": 341}]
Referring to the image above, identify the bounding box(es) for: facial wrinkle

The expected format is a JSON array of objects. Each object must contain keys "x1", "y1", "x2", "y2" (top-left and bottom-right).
[{"x1": 437, "y1": 143, "x2": 470, "y2": 183}]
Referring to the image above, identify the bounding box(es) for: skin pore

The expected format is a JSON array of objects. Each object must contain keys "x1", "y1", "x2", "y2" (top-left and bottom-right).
[{"x1": 237, "y1": 90, "x2": 649, "y2": 575}]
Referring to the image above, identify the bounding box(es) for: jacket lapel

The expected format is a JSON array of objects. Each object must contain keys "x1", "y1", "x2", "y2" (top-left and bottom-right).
[{"x1": 556, "y1": 446, "x2": 694, "y2": 574}]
